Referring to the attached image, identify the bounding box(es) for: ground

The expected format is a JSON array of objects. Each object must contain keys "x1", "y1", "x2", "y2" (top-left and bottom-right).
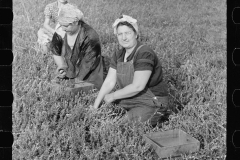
[{"x1": 13, "y1": 0, "x2": 226, "y2": 159}]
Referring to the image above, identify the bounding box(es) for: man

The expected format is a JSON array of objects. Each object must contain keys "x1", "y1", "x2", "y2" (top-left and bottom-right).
[{"x1": 50, "y1": 4, "x2": 105, "y2": 90}]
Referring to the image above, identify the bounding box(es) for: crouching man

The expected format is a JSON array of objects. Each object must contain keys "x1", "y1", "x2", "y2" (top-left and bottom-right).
[{"x1": 50, "y1": 4, "x2": 105, "y2": 90}]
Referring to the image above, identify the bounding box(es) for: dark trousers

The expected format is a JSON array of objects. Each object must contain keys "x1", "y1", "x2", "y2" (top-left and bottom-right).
[{"x1": 119, "y1": 96, "x2": 169, "y2": 126}]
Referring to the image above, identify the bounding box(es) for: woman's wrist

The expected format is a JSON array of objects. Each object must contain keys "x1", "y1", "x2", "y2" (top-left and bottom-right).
[
  {"x1": 94, "y1": 96, "x2": 103, "y2": 109},
  {"x1": 93, "y1": 102, "x2": 98, "y2": 109},
  {"x1": 112, "y1": 92, "x2": 116, "y2": 101}
]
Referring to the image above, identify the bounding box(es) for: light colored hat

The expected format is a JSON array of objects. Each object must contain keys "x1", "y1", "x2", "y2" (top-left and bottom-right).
[
  {"x1": 58, "y1": 4, "x2": 84, "y2": 25},
  {"x1": 112, "y1": 15, "x2": 138, "y2": 35}
]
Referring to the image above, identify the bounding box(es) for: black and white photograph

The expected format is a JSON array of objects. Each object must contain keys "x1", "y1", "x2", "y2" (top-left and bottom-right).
[{"x1": 12, "y1": 0, "x2": 226, "y2": 159}]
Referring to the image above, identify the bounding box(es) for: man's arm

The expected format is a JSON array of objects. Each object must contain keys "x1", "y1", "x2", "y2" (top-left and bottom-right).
[
  {"x1": 76, "y1": 38, "x2": 101, "y2": 80},
  {"x1": 50, "y1": 33, "x2": 63, "y2": 56}
]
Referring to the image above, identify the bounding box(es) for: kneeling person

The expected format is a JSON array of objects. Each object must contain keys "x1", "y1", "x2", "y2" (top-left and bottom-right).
[
  {"x1": 37, "y1": 0, "x2": 73, "y2": 54},
  {"x1": 93, "y1": 15, "x2": 169, "y2": 126},
  {"x1": 51, "y1": 4, "x2": 104, "y2": 90}
]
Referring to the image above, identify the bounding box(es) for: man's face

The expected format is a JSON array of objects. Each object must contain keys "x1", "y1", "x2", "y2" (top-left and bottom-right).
[
  {"x1": 116, "y1": 25, "x2": 137, "y2": 49},
  {"x1": 60, "y1": 21, "x2": 79, "y2": 35}
]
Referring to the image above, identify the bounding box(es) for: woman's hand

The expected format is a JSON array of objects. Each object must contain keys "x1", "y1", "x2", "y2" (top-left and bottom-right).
[
  {"x1": 43, "y1": 18, "x2": 55, "y2": 35},
  {"x1": 104, "y1": 93, "x2": 115, "y2": 104},
  {"x1": 91, "y1": 99, "x2": 102, "y2": 110},
  {"x1": 92, "y1": 67, "x2": 117, "y2": 109},
  {"x1": 92, "y1": 103, "x2": 99, "y2": 110},
  {"x1": 90, "y1": 93, "x2": 114, "y2": 111},
  {"x1": 89, "y1": 104, "x2": 98, "y2": 111}
]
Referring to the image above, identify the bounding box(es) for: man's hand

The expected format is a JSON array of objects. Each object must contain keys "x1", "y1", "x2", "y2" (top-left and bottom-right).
[
  {"x1": 57, "y1": 69, "x2": 66, "y2": 78},
  {"x1": 104, "y1": 93, "x2": 115, "y2": 104}
]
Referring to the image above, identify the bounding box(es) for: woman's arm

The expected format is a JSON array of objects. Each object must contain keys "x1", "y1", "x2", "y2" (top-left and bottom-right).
[
  {"x1": 93, "y1": 67, "x2": 117, "y2": 109},
  {"x1": 104, "y1": 70, "x2": 152, "y2": 103},
  {"x1": 43, "y1": 18, "x2": 55, "y2": 35}
]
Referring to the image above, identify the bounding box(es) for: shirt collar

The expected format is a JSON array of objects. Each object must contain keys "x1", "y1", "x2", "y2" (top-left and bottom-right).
[{"x1": 122, "y1": 41, "x2": 142, "y2": 62}]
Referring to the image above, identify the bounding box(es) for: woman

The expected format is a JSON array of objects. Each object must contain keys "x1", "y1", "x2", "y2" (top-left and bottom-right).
[
  {"x1": 37, "y1": 0, "x2": 73, "y2": 53},
  {"x1": 93, "y1": 15, "x2": 169, "y2": 126},
  {"x1": 50, "y1": 4, "x2": 105, "y2": 90}
]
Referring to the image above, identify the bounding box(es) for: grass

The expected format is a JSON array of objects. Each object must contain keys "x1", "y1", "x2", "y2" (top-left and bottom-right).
[{"x1": 13, "y1": 0, "x2": 226, "y2": 159}]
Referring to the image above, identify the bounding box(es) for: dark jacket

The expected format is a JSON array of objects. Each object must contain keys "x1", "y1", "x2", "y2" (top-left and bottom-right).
[{"x1": 50, "y1": 21, "x2": 105, "y2": 89}]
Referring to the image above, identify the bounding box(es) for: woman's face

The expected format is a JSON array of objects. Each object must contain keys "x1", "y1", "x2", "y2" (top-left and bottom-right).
[{"x1": 116, "y1": 25, "x2": 137, "y2": 49}]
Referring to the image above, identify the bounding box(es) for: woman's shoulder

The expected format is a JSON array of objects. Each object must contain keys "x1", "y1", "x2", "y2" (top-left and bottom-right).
[
  {"x1": 44, "y1": 1, "x2": 58, "y2": 17},
  {"x1": 138, "y1": 44, "x2": 154, "y2": 54},
  {"x1": 69, "y1": 3, "x2": 78, "y2": 7},
  {"x1": 134, "y1": 44, "x2": 156, "y2": 59}
]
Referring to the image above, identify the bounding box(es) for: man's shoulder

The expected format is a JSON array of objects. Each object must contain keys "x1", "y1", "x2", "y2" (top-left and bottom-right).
[{"x1": 82, "y1": 23, "x2": 99, "y2": 40}]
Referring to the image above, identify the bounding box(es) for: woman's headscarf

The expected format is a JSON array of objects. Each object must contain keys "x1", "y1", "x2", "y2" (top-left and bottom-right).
[
  {"x1": 58, "y1": 4, "x2": 84, "y2": 25},
  {"x1": 112, "y1": 15, "x2": 138, "y2": 35}
]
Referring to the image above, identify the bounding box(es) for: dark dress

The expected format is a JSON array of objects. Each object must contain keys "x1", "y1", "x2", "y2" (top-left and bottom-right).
[
  {"x1": 50, "y1": 21, "x2": 105, "y2": 89},
  {"x1": 110, "y1": 41, "x2": 168, "y2": 97},
  {"x1": 110, "y1": 41, "x2": 169, "y2": 125}
]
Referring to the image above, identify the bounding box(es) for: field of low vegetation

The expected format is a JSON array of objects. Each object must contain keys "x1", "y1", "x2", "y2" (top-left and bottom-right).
[{"x1": 13, "y1": 0, "x2": 226, "y2": 159}]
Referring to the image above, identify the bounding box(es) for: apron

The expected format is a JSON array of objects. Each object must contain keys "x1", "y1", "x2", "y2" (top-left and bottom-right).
[{"x1": 116, "y1": 45, "x2": 167, "y2": 125}]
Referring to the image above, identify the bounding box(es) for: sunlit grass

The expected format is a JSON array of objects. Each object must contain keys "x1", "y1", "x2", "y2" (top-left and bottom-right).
[{"x1": 13, "y1": 0, "x2": 226, "y2": 159}]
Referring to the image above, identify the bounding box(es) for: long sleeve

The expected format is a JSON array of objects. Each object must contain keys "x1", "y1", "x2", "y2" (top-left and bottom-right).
[
  {"x1": 60, "y1": 21, "x2": 102, "y2": 81},
  {"x1": 50, "y1": 32, "x2": 63, "y2": 56},
  {"x1": 76, "y1": 37, "x2": 101, "y2": 80},
  {"x1": 72, "y1": 23, "x2": 102, "y2": 80}
]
